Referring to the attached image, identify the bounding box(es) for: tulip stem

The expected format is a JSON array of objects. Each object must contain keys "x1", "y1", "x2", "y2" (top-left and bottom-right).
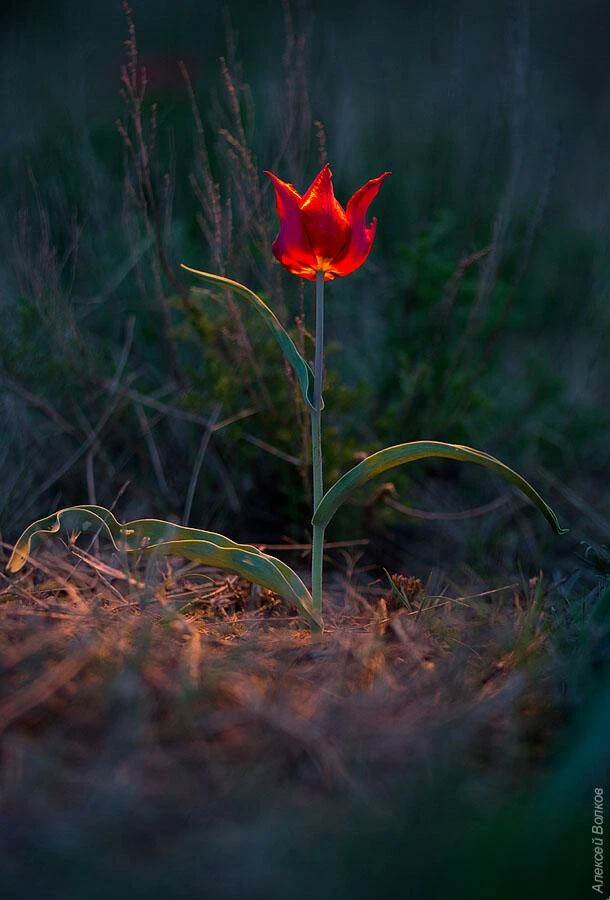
[
  {"x1": 312, "y1": 271, "x2": 325, "y2": 510},
  {"x1": 311, "y1": 270, "x2": 325, "y2": 628}
]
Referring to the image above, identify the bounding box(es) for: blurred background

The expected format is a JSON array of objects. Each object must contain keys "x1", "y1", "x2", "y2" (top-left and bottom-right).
[
  {"x1": 1, "y1": 3, "x2": 609, "y2": 897},
  {"x1": 1, "y1": 0, "x2": 608, "y2": 576}
]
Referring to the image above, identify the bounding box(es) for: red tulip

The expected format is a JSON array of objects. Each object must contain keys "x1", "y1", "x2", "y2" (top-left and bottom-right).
[{"x1": 264, "y1": 164, "x2": 391, "y2": 281}]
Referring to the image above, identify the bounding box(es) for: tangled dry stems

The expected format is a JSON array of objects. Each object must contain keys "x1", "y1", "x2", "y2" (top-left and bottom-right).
[{"x1": 0, "y1": 543, "x2": 564, "y2": 816}]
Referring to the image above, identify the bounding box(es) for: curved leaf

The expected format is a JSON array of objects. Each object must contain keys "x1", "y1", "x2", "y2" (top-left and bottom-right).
[
  {"x1": 181, "y1": 265, "x2": 318, "y2": 409},
  {"x1": 312, "y1": 441, "x2": 567, "y2": 535},
  {"x1": 7, "y1": 505, "x2": 322, "y2": 630}
]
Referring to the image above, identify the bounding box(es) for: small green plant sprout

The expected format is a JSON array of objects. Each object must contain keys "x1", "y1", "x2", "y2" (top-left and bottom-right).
[
  {"x1": 7, "y1": 165, "x2": 567, "y2": 633},
  {"x1": 383, "y1": 571, "x2": 424, "y2": 613}
]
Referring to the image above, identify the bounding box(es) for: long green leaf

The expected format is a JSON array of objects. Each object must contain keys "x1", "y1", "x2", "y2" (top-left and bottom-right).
[
  {"x1": 312, "y1": 441, "x2": 567, "y2": 535},
  {"x1": 7, "y1": 505, "x2": 322, "y2": 629},
  {"x1": 180, "y1": 265, "x2": 317, "y2": 409}
]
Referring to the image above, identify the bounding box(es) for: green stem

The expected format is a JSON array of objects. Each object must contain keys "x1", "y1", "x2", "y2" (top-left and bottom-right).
[{"x1": 311, "y1": 270, "x2": 325, "y2": 627}]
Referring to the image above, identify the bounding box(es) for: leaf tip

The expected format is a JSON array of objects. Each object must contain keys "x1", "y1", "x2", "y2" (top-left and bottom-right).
[{"x1": 5, "y1": 549, "x2": 26, "y2": 574}]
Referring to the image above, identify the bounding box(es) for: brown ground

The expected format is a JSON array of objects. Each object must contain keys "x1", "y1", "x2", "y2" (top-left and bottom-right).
[{"x1": 0, "y1": 544, "x2": 564, "y2": 802}]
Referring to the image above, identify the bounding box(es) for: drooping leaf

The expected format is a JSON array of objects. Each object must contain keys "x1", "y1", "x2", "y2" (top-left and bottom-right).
[
  {"x1": 313, "y1": 441, "x2": 567, "y2": 535},
  {"x1": 180, "y1": 266, "x2": 318, "y2": 409},
  {"x1": 7, "y1": 505, "x2": 322, "y2": 630}
]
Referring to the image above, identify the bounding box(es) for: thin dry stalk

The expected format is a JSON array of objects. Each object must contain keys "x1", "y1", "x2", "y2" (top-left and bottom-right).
[
  {"x1": 117, "y1": 2, "x2": 184, "y2": 382},
  {"x1": 183, "y1": 404, "x2": 221, "y2": 525},
  {"x1": 439, "y1": 243, "x2": 493, "y2": 323},
  {"x1": 178, "y1": 4, "x2": 320, "y2": 501},
  {"x1": 180, "y1": 56, "x2": 271, "y2": 406}
]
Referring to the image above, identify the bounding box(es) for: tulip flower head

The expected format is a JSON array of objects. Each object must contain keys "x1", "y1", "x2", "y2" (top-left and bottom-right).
[{"x1": 265, "y1": 165, "x2": 391, "y2": 281}]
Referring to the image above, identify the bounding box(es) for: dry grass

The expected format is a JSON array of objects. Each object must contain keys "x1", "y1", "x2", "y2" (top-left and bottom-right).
[
  {"x1": 0, "y1": 541, "x2": 567, "y2": 800},
  {"x1": 1, "y1": 538, "x2": 605, "y2": 899}
]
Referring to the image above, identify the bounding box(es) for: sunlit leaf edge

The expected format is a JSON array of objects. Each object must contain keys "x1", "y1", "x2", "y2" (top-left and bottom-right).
[
  {"x1": 180, "y1": 265, "x2": 319, "y2": 409},
  {"x1": 7, "y1": 505, "x2": 322, "y2": 629},
  {"x1": 312, "y1": 441, "x2": 567, "y2": 535}
]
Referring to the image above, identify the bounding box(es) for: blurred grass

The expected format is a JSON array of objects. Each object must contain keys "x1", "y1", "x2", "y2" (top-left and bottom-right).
[
  {"x1": 1, "y1": 0, "x2": 608, "y2": 563},
  {"x1": 0, "y1": 4, "x2": 608, "y2": 892}
]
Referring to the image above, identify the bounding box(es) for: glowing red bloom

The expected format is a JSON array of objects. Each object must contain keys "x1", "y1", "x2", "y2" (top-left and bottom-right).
[{"x1": 264, "y1": 164, "x2": 391, "y2": 281}]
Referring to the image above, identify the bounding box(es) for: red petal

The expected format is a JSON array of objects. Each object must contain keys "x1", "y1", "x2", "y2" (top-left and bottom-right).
[
  {"x1": 299, "y1": 165, "x2": 351, "y2": 267},
  {"x1": 264, "y1": 171, "x2": 318, "y2": 276},
  {"x1": 329, "y1": 171, "x2": 391, "y2": 277}
]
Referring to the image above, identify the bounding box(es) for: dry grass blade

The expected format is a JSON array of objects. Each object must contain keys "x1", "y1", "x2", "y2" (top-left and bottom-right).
[{"x1": 183, "y1": 405, "x2": 221, "y2": 525}]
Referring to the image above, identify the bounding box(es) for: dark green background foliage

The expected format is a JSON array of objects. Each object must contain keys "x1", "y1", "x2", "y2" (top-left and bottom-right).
[
  {"x1": 0, "y1": 2, "x2": 609, "y2": 897},
  {"x1": 1, "y1": 0, "x2": 608, "y2": 562}
]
